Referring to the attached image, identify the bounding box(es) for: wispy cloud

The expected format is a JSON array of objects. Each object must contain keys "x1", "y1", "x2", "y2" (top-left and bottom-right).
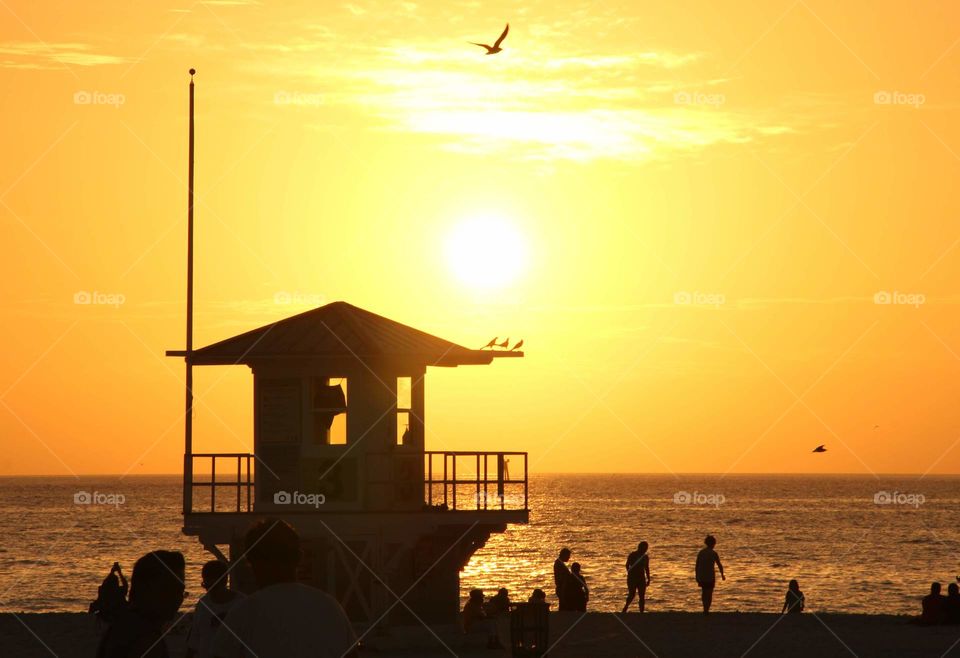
[{"x1": 0, "y1": 42, "x2": 127, "y2": 69}]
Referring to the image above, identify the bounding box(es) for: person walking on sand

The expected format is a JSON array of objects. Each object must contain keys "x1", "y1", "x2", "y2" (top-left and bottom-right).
[
  {"x1": 622, "y1": 542, "x2": 651, "y2": 613},
  {"x1": 553, "y1": 548, "x2": 572, "y2": 609},
  {"x1": 781, "y1": 579, "x2": 804, "y2": 614},
  {"x1": 695, "y1": 535, "x2": 725, "y2": 614}
]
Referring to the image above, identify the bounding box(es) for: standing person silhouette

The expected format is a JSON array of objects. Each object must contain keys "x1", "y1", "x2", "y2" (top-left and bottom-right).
[
  {"x1": 553, "y1": 548, "x2": 572, "y2": 609},
  {"x1": 566, "y1": 563, "x2": 589, "y2": 612},
  {"x1": 695, "y1": 535, "x2": 725, "y2": 614},
  {"x1": 622, "y1": 542, "x2": 651, "y2": 613}
]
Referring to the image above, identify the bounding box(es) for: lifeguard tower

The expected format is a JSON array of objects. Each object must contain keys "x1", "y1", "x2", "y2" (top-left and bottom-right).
[
  {"x1": 167, "y1": 71, "x2": 527, "y2": 622},
  {"x1": 166, "y1": 302, "x2": 528, "y2": 621}
]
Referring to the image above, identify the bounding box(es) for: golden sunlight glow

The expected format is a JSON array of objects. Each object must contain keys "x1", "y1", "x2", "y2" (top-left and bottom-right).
[
  {"x1": 3, "y1": 1, "x2": 960, "y2": 476},
  {"x1": 444, "y1": 215, "x2": 528, "y2": 290}
]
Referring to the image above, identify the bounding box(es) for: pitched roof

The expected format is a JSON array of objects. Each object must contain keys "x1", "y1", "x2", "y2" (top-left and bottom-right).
[{"x1": 171, "y1": 301, "x2": 521, "y2": 367}]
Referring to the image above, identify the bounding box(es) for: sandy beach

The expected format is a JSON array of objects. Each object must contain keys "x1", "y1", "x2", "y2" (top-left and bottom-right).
[{"x1": 3, "y1": 611, "x2": 958, "y2": 657}]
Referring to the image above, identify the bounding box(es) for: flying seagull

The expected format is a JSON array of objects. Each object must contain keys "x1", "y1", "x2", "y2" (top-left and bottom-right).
[
  {"x1": 470, "y1": 23, "x2": 509, "y2": 55},
  {"x1": 496, "y1": 337, "x2": 510, "y2": 349},
  {"x1": 482, "y1": 337, "x2": 498, "y2": 350},
  {"x1": 510, "y1": 339, "x2": 524, "y2": 351},
  {"x1": 812, "y1": 445, "x2": 827, "y2": 453}
]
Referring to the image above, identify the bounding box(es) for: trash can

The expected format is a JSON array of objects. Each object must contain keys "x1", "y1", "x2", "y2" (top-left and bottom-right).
[{"x1": 509, "y1": 602, "x2": 549, "y2": 657}]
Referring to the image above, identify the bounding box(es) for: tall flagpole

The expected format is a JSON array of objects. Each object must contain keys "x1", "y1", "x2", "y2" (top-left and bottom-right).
[{"x1": 184, "y1": 68, "x2": 196, "y2": 515}]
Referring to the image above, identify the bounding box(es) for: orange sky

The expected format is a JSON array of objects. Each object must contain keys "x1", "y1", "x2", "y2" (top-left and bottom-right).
[{"x1": 2, "y1": 0, "x2": 960, "y2": 475}]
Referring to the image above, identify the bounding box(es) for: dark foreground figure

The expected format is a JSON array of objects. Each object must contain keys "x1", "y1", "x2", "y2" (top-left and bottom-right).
[
  {"x1": 210, "y1": 519, "x2": 358, "y2": 658},
  {"x1": 96, "y1": 550, "x2": 185, "y2": 658},
  {"x1": 695, "y1": 535, "x2": 725, "y2": 614}
]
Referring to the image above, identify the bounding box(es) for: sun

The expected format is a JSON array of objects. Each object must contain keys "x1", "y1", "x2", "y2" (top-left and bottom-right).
[{"x1": 444, "y1": 215, "x2": 528, "y2": 290}]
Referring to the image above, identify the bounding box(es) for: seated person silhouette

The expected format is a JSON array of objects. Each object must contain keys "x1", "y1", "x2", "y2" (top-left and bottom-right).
[
  {"x1": 96, "y1": 551, "x2": 185, "y2": 658},
  {"x1": 89, "y1": 562, "x2": 129, "y2": 625},
  {"x1": 461, "y1": 589, "x2": 487, "y2": 633},
  {"x1": 920, "y1": 582, "x2": 947, "y2": 625},
  {"x1": 945, "y1": 582, "x2": 960, "y2": 625},
  {"x1": 211, "y1": 519, "x2": 357, "y2": 658},
  {"x1": 528, "y1": 588, "x2": 547, "y2": 605},
  {"x1": 781, "y1": 579, "x2": 804, "y2": 614},
  {"x1": 186, "y1": 560, "x2": 245, "y2": 658},
  {"x1": 485, "y1": 588, "x2": 511, "y2": 617}
]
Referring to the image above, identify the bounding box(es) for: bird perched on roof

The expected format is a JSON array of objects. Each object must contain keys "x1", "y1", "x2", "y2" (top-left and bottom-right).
[
  {"x1": 481, "y1": 337, "x2": 498, "y2": 350},
  {"x1": 470, "y1": 23, "x2": 509, "y2": 55},
  {"x1": 510, "y1": 339, "x2": 524, "y2": 351},
  {"x1": 496, "y1": 337, "x2": 510, "y2": 349},
  {"x1": 812, "y1": 445, "x2": 827, "y2": 453}
]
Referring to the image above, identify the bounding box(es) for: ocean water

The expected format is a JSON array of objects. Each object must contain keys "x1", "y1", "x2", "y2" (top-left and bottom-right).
[{"x1": 0, "y1": 474, "x2": 957, "y2": 615}]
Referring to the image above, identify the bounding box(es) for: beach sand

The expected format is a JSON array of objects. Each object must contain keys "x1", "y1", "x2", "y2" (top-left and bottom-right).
[{"x1": 2, "y1": 610, "x2": 958, "y2": 657}]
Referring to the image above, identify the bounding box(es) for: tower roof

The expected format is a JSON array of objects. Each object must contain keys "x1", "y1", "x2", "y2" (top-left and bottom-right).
[{"x1": 167, "y1": 301, "x2": 521, "y2": 367}]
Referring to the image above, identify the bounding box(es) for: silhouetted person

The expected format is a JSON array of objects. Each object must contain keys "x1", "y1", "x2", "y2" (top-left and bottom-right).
[
  {"x1": 96, "y1": 551, "x2": 186, "y2": 658},
  {"x1": 553, "y1": 548, "x2": 571, "y2": 608},
  {"x1": 781, "y1": 579, "x2": 804, "y2": 614},
  {"x1": 528, "y1": 588, "x2": 547, "y2": 604},
  {"x1": 920, "y1": 582, "x2": 947, "y2": 625},
  {"x1": 565, "y1": 562, "x2": 588, "y2": 612},
  {"x1": 461, "y1": 589, "x2": 487, "y2": 632},
  {"x1": 186, "y1": 560, "x2": 244, "y2": 658},
  {"x1": 460, "y1": 589, "x2": 500, "y2": 649},
  {"x1": 695, "y1": 535, "x2": 725, "y2": 614},
  {"x1": 622, "y1": 541, "x2": 651, "y2": 613},
  {"x1": 945, "y1": 582, "x2": 960, "y2": 625},
  {"x1": 90, "y1": 562, "x2": 129, "y2": 625},
  {"x1": 485, "y1": 588, "x2": 511, "y2": 617},
  {"x1": 211, "y1": 519, "x2": 357, "y2": 658}
]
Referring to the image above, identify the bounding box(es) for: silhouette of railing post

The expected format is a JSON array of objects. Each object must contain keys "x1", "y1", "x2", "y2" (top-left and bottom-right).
[
  {"x1": 427, "y1": 455, "x2": 433, "y2": 506},
  {"x1": 211, "y1": 457, "x2": 216, "y2": 511},
  {"x1": 497, "y1": 454, "x2": 505, "y2": 509}
]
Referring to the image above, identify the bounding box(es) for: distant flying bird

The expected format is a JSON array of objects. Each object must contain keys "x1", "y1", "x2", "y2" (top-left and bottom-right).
[
  {"x1": 496, "y1": 337, "x2": 510, "y2": 349},
  {"x1": 510, "y1": 339, "x2": 524, "y2": 351},
  {"x1": 482, "y1": 337, "x2": 498, "y2": 350},
  {"x1": 812, "y1": 445, "x2": 827, "y2": 453},
  {"x1": 470, "y1": 23, "x2": 509, "y2": 55},
  {"x1": 873, "y1": 424, "x2": 880, "y2": 430}
]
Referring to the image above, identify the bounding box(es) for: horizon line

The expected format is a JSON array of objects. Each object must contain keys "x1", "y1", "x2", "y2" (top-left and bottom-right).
[{"x1": 2, "y1": 471, "x2": 959, "y2": 478}]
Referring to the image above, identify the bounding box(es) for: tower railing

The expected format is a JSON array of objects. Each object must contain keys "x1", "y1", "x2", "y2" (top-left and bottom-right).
[
  {"x1": 188, "y1": 453, "x2": 254, "y2": 513},
  {"x1": 424, "y1": 451, "x2": 528, "y2": 511},
  {"x1": 184, "y1": 450, "x2": 528, "y2": 513}
]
